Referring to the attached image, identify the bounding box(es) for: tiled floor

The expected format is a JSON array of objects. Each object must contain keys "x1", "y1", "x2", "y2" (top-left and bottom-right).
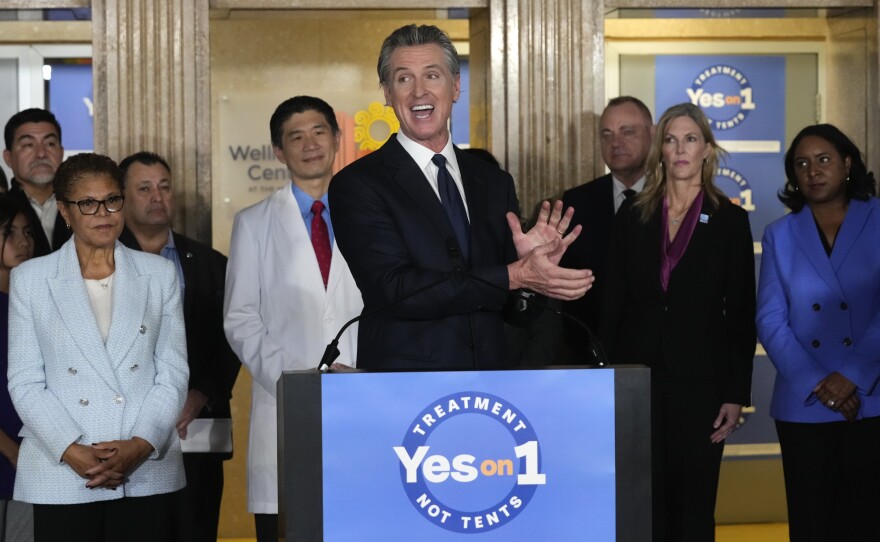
[{"x1": 222, "y1": 523, "x2": 790, "y2": 541}]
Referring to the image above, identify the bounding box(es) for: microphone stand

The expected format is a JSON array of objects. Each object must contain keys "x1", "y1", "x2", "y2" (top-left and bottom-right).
[
  {"x1": 445, "y1": 239, "x2": 609, "y2": 367},
  {"x1": 317, "y1": 274, "x2": 451, "y2": 371}
]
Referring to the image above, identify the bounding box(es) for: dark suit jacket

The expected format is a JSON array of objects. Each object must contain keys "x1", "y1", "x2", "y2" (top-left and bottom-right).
[
  {"x1": 329, "y1": 135, "x2": 521, "y2": 370},
  {"x1": 600, "y1": 196, "x2": 756, "y2": 405},
  {"x1": 119, "y1": 228, "x2": 240, "y2": 456},
  {"x1": 8, "y1": 179, "x2": 71, "y2": 257},
  {"x1": 560, "y1": 174, "x2": 614, "y2": 361}
]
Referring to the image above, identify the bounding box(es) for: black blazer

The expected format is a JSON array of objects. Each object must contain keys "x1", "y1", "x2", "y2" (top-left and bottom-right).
[
  {"x1": 600, "y1": 196, "x2": 756, "y2": 404},
  {"x1": 560, "y1": 174, "x2": 614, "y2": 360},
  {"x1": 8, "y1": 180, "x2": 71, "y2": 257},
  {"x1": 330, "y1": 136, "x2": 521, "y2": 370},
  {"x1": 119, "y1": 228, "x2": 240, "y2": 453}
]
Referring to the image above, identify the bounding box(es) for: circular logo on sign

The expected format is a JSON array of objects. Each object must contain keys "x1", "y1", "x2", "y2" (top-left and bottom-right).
[
  {"x1": 689, "y1": 64, "x2": 756, "y2": 131},
  {"x1": 716, "y1": 166, "x2": 756, "y2": 211},
  {"x1": 393, "y1": 392, "x2": 545, "y2": 533}
]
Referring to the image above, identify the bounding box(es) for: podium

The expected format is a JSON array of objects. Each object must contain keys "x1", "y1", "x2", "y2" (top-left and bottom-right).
[{"x1": 278, "y1": 366, "x2": 651, "y2": 541}]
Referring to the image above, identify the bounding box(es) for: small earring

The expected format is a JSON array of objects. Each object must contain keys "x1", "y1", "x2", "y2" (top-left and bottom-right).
[{"x1": 65, "y1": 223, "x2": 70, "y2": 230}]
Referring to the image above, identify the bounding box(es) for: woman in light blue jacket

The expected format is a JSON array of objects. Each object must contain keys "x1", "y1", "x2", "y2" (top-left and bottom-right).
[
  {"x1": 757, "y1": 124, "x2": 880, "y2": 542},
  {"x1": 7, "y1": 153, "x2": 188, "y2": 542}
]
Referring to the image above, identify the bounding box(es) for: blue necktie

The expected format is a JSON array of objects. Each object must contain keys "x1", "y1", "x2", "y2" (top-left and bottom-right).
[{"x1": 432, "y1": 154, "x2": 470, "y2": 260}]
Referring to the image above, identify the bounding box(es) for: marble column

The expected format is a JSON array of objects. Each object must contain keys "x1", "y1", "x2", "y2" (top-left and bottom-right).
[
  {"x1": 482, "y1": 0, "x2": 605, "y2": 215},
  {"x1": 92, "y1": 0, "x2": 211, "y2": 241}
]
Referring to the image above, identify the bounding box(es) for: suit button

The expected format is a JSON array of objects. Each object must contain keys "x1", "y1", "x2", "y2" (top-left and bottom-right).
[
  {"x1": 844, "y1": 338, "x2": 853, "y2": 346},
  {"x1": 114, "y1": 395, "x2": 124, "y2": 404},
  {"x1": 79, "y1": 398, "x2": 89, "y2": 406},
  {"x1": 130, "y1": 364, "x2": 139, "y2": 371},
  {"x1": 840, "y1": 302, "x2": 848, "y2": 310},
  {"x1": 68, "y1": 367, "x2": 77, "y2": 375},
  {"x1": 662, "y1": 305, "x2": 668, "y2": 312},
  {"x1": 811, "y1": 340, "x2": 820, "y2": 348},
  {"x1": 139, "y1": 325, "x2": 147, "y2": 334},
  {"x1": 812, "y1": 303, "x2": 821, "y2": 311}
]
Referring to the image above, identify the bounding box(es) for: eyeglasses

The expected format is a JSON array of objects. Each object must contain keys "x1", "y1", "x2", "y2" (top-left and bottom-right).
[{"x1": 63, "y1": 195, "x2": 125, "y2": 215}]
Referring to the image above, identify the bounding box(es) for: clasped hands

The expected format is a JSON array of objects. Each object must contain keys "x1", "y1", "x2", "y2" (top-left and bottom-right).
[
  {"x1": 62, "y1": 437, "x2": 154, "y2": 489},
  {"x1": 507, "y1": 200, "x2": 594, "y2": 300},
  {"x1": 814, "y1": 371, "x2": 860, "y2": 421}
]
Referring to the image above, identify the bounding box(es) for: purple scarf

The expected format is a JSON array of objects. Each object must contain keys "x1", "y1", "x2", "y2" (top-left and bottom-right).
[{"x1": 660, "y1": 190, "x2": 704, "y2": 292}]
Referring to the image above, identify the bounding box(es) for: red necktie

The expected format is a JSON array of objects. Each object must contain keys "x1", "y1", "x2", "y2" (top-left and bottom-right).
[{"x1": 311, "y1": 200, "x2": 331, "y2": 288}]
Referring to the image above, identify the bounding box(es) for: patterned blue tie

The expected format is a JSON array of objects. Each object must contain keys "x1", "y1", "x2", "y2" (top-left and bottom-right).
[{"x1": 432, "y1": 154, "x2": 470, "y2": 260}]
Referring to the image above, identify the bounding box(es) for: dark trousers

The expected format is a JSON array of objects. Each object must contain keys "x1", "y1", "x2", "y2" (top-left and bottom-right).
[
  {"x1": 776, "y1": 416, "x2": 880, "y2": 542},
  {"x1": 652, "y1": 375, "x2": 726, "y2": 542},
  {"x1": 176, "y1": 453, "x2": 225, "y2": 542},
  {"x1": 33, "y1": 491, "x2": 179, "y2": 542},
  {"x1": 255, "y1": 512, "x2": 279, "y2": 542}
]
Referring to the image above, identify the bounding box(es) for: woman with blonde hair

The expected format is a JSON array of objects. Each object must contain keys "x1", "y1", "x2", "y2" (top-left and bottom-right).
[{"x1": 601, "y1": 102, "x2": 756, "y2": 541}]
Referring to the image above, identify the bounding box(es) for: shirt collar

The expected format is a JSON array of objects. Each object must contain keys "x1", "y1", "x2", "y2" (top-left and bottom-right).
[
  {"x1": 396, "y1": 131, "x2": 461, "y2": 178},
  {"x1": 162, "y1": 228, "x2": 177, "y2": 251},
  {"x1": 612, "y1": 174, "x2": 646, "y2": 198},
  {"x1": 27, "y1": 191, "x2": 57, "y2": 211},
  {"x1": 291, "y1": 182, "x2": 329, "y2": 218}
]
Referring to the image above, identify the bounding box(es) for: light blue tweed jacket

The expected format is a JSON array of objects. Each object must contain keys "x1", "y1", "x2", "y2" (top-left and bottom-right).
[{"x1": 7, "y1": 239, "x2": 189, "y2": 504}]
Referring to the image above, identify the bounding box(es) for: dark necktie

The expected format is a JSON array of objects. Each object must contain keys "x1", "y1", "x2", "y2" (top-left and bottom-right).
[
  {"x1": 432, "y1": 154, "x2": 470, "y2": 260},
  {"x1": 623, "y1": 189, "x2": 636, "y2": 200},
  {"x1": 310, "y1": 200, "x2": 331, "y2": 288}
]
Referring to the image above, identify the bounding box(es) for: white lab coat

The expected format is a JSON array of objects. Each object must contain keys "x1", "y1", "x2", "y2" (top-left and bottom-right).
[{"x1": 223, "y1": 184, "x2": 362, "y2": 513}]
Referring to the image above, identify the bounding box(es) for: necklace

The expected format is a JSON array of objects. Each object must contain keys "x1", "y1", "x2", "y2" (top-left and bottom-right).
[
  {"x1": 668, "y1": 209, "x2": 689, "y2": 225},
  {"x1": 99, "y1": 275, "x2": 112, "y2": 290}
]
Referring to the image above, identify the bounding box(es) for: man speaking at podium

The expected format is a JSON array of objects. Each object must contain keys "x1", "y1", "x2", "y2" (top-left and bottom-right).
[{"x1": 330, "y1": 24, "x2": 593, "y2": 370}]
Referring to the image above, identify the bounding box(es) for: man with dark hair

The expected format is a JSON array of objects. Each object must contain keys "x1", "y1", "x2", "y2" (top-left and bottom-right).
[
  {"x1": 560, "y1": 96, "x2": 654, "y2": 362},
  {"x1": 224, "y1": 96, "x2": 362, "y2": 542},
  {"x1": 119, "y1": 151, "x2": 240, "y2": 542},
  {"x1": 2, "y1": 108, "x2": 69, "y2": 256},
  {"x1": 330, "y1": 24, "x2": 592, "y2": 370}
]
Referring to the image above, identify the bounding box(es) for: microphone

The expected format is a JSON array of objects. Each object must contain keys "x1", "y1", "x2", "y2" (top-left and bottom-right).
[
  {"x1": 446, "y1": 237, "x2": 609, "y2": 367},
  {"x1": 317, "y1": 273, "x2": 453, "y2": 371}
]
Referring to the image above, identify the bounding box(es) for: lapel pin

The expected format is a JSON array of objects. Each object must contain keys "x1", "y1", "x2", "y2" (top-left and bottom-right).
[
  {"x1": 186, "y1": 252, "x2": 194, "y2": 259},
  {"x1": 699, "y1": 213, "x2": 710, "y2": 224}
]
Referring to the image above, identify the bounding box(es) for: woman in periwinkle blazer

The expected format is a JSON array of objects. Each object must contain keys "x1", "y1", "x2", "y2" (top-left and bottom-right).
[
  {"x1": 7, "y1": 153, "x2": 188, "y2": 542},
  {"x1": 757, "y1": 124, "x2": 880, "y2": 541}
]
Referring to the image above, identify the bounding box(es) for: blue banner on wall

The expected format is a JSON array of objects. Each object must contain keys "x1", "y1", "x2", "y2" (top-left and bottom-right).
[
  {"x1": 321, "y1": 369, "x2": 617, "y2": 541},
  {"x1": 656, "y1": 55, "x2": 787, "y2": 242}
]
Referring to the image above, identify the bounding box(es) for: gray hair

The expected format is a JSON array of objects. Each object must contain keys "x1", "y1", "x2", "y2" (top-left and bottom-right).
[{"x1": 377, "y1": 24, "x2": 460, "y2": 87}]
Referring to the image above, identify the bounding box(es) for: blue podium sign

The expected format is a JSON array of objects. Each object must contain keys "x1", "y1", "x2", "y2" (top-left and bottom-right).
[{"x1": 279, "y1": 367, "x2": 651, "y2": 541}]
